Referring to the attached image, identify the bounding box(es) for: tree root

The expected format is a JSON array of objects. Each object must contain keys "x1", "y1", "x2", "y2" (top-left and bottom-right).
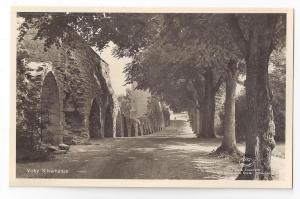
[{"x1": 210, "y1": 144, "x2": 244, "y2": 159}]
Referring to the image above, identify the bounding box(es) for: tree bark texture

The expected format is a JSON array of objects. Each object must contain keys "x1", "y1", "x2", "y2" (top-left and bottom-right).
[
  {"x1": 217, "y1": 60, "x2": 240, "y2": 154},
  {"x1": 202, "y1": 68, "x2": 215, "y2": 138},
  {"x1": 236, "y1": 14, "x2": 277, "y2": 180}
]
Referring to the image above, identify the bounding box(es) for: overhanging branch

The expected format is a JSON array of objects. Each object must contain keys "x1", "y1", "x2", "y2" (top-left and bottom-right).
[{"x1": 226, "y1": 14, "x2": 248, "y2": 57}]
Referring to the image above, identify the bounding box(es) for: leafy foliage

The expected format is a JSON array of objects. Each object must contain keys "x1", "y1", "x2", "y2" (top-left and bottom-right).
[
  {"x1": 124, "y1": 14, "x2": 244, "y2": 116},
  {"x1": 270, "y1": 48, "x2": 286, "y2": 141},
  {"x1": 16, "y1": 42, "x2": 51, "y2": 161},
  {"x1": 117, "y1": 88, "x2": 133, "y2": 116},
  {"x1": 18, "y1": 12, "x2": 160, "y2": 56}
]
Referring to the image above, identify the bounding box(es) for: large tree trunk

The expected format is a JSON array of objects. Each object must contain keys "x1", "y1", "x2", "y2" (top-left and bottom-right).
[
  {"x1": 190, "y1": 107, "x2": 202, "y2": 137},
  {"x1": 215, "y1": 61, "x2": 241, "y2": 155},
  {"x1": 222, "y1": 75, "x2": 237, "y2": 150},
  {"x1": 237, "y1": 14, "x2": 277, "y2": 180},
  {"x1": 202, "y1": 68, "x2": 215, "y2": 138},
  {"x1": 187, "y1": 78, "x2": 205, "y2": 138},
  {"x1": 256, "y1": 57, "x2": 276, "y2": 180}
]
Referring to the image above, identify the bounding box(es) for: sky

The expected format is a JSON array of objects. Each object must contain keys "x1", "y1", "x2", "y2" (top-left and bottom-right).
[{"x1": 98, "y1": 42, "x2": 132, "y2": 96}]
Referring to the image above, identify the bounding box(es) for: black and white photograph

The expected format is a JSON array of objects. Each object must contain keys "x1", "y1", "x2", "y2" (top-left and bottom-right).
[{"x1": 10, "y1": 7, "x2": 293, "y2": 188}]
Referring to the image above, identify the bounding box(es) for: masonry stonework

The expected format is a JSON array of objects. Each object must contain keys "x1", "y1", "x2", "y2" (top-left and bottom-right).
[
  {"x1": 19, "y1": 28, "x2": 171, "y2": 148},
  {"x1": 22, "y1": 30, "x2": 116, "y2": 145}
]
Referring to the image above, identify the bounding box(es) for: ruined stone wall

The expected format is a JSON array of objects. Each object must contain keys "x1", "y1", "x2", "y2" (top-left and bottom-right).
[
  {"x1": 21, "y1": 29, "x2": 115, "y2": 145},
  {"x1": 128, "y1": 90, "x2": 169, "y2": 135},
  {"x1": 19, "y1": 29, "x2": 172, "y2": 146}
]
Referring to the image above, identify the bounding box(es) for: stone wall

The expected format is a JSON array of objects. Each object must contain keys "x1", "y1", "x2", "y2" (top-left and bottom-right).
[
  {"x1": 126, "y1": 83, "x2": 170, "y2": 132},
  {"x1": 127, "y1": 88, "x2": 170, "y2": 136},
  {"x1": 18, "y1": 29, "x2": 171, "y2": 148},
  {"x1": 20, "y1": 29, "x2": 115, "y2": 145}
]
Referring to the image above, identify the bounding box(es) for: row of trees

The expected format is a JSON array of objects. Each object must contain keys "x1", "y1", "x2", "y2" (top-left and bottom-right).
[
  {"x1": 124, "y1": 14, "x2": 286, "y2": 180},
  {"x1": 18, "y1": 12, "x2": 286, "y2": 179}
]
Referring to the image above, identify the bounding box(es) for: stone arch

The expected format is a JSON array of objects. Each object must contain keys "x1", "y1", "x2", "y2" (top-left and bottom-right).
[
  {"x1": 41, "y1": 71, "x2": 61, "y2": 145},
  {"x1": 88, "y1": 98, "x2": 101, "y2": 138},
  {"x1": 104, "y1": 106, "x2": 113, "y2": 137},
  {"x1": 116, "y1": 111, "x2": 123, "y2": 137}
]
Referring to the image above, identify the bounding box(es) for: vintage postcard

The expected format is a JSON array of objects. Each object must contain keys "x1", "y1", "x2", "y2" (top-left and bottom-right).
[{"x1": 10, "y1": 7, "x2": 293, "y2": 188}]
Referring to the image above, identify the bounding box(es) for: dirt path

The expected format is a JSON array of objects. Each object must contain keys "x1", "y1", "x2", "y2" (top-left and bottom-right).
[{"x1": 16, "y1": 117, "x2": 284, "y2": 180}]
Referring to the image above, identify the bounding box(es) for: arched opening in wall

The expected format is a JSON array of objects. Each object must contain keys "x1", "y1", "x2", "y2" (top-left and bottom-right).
[
  {"x1": 104, "y1": 106, "x2": 113, "y2": 137},
  {"x1": 131, "y1": 123, "x2": 135, "y2": 137},
  {"x1": 148, "y1": 124, "x2": 152, "y2": 134},
  {"x1": 137, "y1": 123, "x2": 142, "y2": 136},
  {"x1": 116, "y1": 111, "x2": 122, "y2": 137},
  {"x1": 143, "y1": 124, "x2": 147, "y2": 135},
  {"x1": 123, "y1": 114, "x2": 128, "y2": 137},
  {"x1": 65, "y1": 110, "x2": 83, "y2": 131},
  {"x1": 151, "y1": 124, "x2": 155, "y2": 133},
  {"x1": 41, "y1": 71, "x2": 60, "y2": 144},
  {"x1": 88, "y1": 99, "x2": 101, "y2": 138}
]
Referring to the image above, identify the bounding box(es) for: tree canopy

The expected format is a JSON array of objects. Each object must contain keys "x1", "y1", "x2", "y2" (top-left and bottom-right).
[{"x1": 17, "y1": 12, "x2": 287, "y2": 180}]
